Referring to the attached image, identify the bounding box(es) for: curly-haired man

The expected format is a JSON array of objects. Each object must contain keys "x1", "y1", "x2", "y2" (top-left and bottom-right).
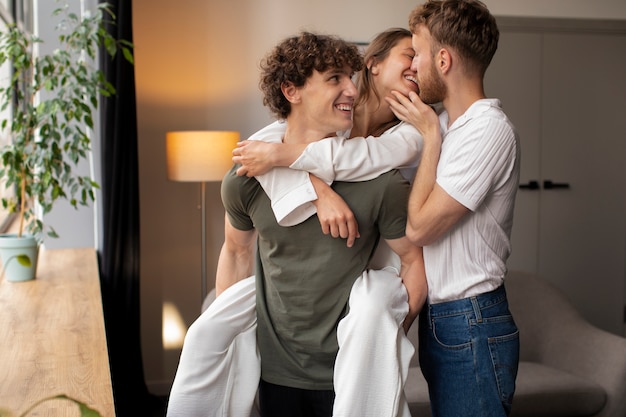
[
  {"x1": 167, "y1": 31, "x2": 427, "y2": 417},
  {"x1": 217, "y1": 32, "x2": 423, "y2": 416}
]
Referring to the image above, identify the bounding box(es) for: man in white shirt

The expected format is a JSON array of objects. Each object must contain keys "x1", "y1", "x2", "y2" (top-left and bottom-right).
[{"x1": 386, "y1": 1, "x2": 521, "y2": 416}]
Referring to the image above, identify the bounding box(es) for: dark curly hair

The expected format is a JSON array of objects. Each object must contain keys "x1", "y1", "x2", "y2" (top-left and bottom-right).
[{"x1": 259, "y1": 32, "x2": 364, "y2": 120}]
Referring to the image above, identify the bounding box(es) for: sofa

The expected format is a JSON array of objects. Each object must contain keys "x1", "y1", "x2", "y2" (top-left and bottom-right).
[{"x1": 405, "y1": 270, "x2": 626, "y2": 417}]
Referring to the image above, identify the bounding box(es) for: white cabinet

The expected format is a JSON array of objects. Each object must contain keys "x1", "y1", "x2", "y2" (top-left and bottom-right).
[{"x1": 485, "y1": 18, "x2": 626, "y2": 335}]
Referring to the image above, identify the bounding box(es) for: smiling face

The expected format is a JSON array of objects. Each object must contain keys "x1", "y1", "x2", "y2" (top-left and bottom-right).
[
  {"x1": 296, "y1": 65, "x2": 358, "y2": 135},
  {"x1": 370, "y1": 36, "x2": 419, "y2": 98},
  {"x1": 411, "y1": 25, "x2": 447, "y2": 104}
]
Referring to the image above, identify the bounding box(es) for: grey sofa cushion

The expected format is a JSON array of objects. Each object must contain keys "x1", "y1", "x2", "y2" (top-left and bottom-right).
[{"x1": 511, "y1": 362, "x2": 606, "y2": 417}]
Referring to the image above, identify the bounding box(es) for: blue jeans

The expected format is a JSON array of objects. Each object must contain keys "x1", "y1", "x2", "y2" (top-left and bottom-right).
[{"x1": 418, "y1": 285, "x2": 519, "y2": 417}]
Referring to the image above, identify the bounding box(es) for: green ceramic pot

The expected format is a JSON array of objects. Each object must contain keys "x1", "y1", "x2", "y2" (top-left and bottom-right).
[{"x1": 0, "y1": 234, "x2": 39, "y2": 282}]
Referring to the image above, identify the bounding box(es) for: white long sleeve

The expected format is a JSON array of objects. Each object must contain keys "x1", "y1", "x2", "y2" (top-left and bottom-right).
[
  {"x1": 167, "y1": 276, "x2": 260, "y2": 417},
  {"x1": 248, "y1": 121, "x2": 422, "y2": 226},
  {"x1": 248, "y1": 121, "x2": 321, "y2": 226},
  {"x1": 291, "y1": 122, "x2": 422, "y2": 182}
]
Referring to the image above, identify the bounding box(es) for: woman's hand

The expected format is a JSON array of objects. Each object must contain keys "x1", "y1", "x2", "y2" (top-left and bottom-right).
[
  {"x1": 232, "y1": 140, "x2": 279, "y2": 177},
  {"x1": 310, "y1": 175, "x2": 360, "y2": 247}
]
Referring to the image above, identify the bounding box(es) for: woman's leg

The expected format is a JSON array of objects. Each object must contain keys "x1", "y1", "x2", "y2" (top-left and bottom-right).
[
  {"x1": 333, "y1": 267, "x2": 414, "y2": 417},
  {"x1": 166, "y1": 276, "x2": 260, "y2": 417}
]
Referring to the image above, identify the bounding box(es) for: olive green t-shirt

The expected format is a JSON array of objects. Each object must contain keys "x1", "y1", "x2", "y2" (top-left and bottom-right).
[{"x1": 221, "y1": 166, "x2": 409, "y2": 390}]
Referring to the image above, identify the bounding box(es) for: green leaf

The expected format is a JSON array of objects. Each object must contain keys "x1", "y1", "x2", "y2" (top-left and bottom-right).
[
  {"x1": 16, "y1": 255, "x2": 31, "y2": 267},
  {"x1": 78, "y1": 402, "x2": 101, "y2": 417},
  {"x1": 122, "y1": 47, "x2": 134, "y2": 65},
  {"x1": 5, "y1": 394, "x2": 102, "y2": 417},
  {"x1": 103, "y1": 36, "x2": 116, "y2": 57}
]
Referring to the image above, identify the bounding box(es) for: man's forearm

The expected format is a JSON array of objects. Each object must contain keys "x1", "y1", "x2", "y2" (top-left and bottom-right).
[
  {"x1": 215, "y1": 243, "x2": 254, "y2": 296},
  {"x1": 406, "y1": 136, "x2": 440, "y2": 245},
  {"x1": 215, "y1": 219, "x2": 256, "y2": 296}
]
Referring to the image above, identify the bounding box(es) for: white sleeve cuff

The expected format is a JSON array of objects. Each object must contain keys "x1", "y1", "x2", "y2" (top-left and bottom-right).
[{"x1": 271, "y1": 180, "x2": 318, "y2": 226}]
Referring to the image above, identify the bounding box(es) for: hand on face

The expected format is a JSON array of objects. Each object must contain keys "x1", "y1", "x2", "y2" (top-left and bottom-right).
[{"x1": 385, "y1": 90, "x2": 440, "y2": 140}]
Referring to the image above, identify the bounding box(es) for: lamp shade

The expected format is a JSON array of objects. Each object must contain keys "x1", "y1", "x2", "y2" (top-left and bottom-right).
[{"x1": 166, "y1": 131, "x2": 240, "y2": 182}]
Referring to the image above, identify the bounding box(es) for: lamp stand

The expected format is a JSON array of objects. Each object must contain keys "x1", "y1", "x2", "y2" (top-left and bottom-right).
[
  {"x1": 166, "y1": 130, "x2": 240, "y2": 307},
  {"x1": 200, "y1": 181, "x2": 207, "y2": 305}
]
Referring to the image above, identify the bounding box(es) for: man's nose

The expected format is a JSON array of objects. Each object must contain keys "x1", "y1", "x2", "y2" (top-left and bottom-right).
[{"x1": 345, "y1": 80, "x2": 358, "y2": 97}]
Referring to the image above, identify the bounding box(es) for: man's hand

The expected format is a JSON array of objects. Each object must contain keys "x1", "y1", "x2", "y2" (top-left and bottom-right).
[
  {"x1": 385, "y1": 91, "x2": 440, "y2": 141},
  {"x1": 385, "y1": 236, "x2": 428, "y2": 333},
  {"x1": 310, "y1": 175, "x2": 360, "y2": 247},
  {"x1": 232, "y1": 140, "x2": 279, "y2": 177}
]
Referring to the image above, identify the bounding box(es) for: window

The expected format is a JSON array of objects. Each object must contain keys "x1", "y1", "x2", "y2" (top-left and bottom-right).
[{"x1": 0, "y1": 0, "x2": 32, "y2": 233}]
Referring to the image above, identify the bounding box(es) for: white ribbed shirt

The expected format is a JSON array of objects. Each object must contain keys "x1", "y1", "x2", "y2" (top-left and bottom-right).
[{"x1": 426, "y1": 99, "x2": 520, "y2": 302}]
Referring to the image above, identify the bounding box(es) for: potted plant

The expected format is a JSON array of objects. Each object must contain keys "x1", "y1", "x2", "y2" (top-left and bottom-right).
[{"x1": 0, "y1": 2, "x2": 132, "y2": 281}]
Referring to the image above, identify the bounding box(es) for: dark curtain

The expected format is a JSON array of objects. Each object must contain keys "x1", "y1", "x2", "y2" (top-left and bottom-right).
[{"x1": 98, "y1": 1, "x2": 163, "y2": 415}]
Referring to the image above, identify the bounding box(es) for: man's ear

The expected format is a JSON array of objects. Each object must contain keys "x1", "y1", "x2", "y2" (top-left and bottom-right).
[
  {"x1": 438, "y1": 48, "x2": 452, "y2": 75},
  {"x1": 281, "y1": 81, "x2": 300, "y2": 103}
]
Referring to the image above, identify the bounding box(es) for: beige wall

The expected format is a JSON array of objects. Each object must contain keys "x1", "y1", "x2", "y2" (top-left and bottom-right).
[
  {"x1": 132, "y1": 0, "x2": 626, "y2": 394},
  {"x1": 483, "y1": 0, "x2": 626, "y2": 20}
]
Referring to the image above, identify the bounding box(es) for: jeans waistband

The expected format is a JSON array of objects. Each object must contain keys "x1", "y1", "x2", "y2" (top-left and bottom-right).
[{"x1": 426, "y1": 285, "x2": 507, "y2": 322}]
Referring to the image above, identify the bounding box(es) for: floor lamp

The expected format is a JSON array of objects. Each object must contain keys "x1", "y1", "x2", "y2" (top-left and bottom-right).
[{"x1": 166, "y1": 131, "x2": 240, "y2": 304}]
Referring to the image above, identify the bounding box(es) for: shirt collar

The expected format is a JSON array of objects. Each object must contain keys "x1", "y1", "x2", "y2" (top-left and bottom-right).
[{"x1": 440, "y1": 98, "x2": 501, "y2": 136}]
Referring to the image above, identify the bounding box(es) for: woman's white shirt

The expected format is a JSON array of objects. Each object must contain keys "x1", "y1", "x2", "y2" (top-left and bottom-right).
[{"x1": 248, "y1": 120, "x2": 422, "y2": 226}]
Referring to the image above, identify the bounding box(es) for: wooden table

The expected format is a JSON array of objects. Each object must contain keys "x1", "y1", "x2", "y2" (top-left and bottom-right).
[{"x1": 0, "y1": 247, "x2": 115, "y2": 416}]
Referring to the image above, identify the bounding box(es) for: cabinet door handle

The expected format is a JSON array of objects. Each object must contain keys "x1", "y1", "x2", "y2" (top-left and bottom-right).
[
  {"x1": 519, "y1": 180, "x2": 540, "y2": 190},
  {"x1": 543, "y1": 180, "x2": 570, "y2": 189}
]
